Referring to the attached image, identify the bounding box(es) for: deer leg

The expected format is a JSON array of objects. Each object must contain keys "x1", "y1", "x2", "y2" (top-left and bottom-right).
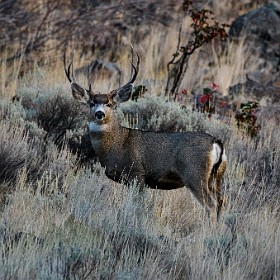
[
  {"x1": 125, "y1": 168, "x2": 146, "y2": 193},
  {"x1": 135, "y1": 175, "x2": 146, "y2": 193},
  {"x1": 186, "y1": 180, "x2": 218, "y2": 223},
  {"x1": 208, "y1": 160, "x2": 227, "y2": 219},
  {"x1": 202, "y1": 187, "x2": 218, "y2": 224}
]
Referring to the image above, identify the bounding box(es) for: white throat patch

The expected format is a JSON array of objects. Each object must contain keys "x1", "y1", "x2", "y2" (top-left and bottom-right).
[{"x1": 89, "y1": 121, "x2": 109, "y2": 132}]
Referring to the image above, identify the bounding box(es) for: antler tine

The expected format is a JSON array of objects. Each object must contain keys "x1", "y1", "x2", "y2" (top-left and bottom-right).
[
  {"x1": 125, "y1": 45, "x2": 140, "y2": 85},
  {"x1": 129, "y1": 44, "x2": 134, "y2": 81},
  {"x1": 63, "y1": 46, "x2": 72, "y2": 83},
  {"x1": 63, "y1": 46, "x2": 78, "y2": 84},
  {"x1": 129, "y1": 51, "x2": 140, "y2": 84},
  {"x1": 87, "y1": 64, "x2": 92, "y2": 92},
  {"x1": 70, "y1": 50, "x2": 77, "y2": 84}
]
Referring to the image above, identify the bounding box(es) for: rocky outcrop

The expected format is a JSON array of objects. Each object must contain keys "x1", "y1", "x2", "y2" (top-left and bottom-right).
[
  {"x1": 229, "y1": 1, "x2": 280, "y2": 74},
  {"x1": 228, "y1": 75, "x2": 280, "y2": 105},
  {"x1": 228, "y1": 2, "x2": 280, "y2": 103}
]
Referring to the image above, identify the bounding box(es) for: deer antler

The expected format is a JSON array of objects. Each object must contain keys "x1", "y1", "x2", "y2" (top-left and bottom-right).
[
  {"x1": 121, "y1": 45, "x2": 140, "y2": 88},
  {"x1": 64, "y1": 45, "x2": 139, "y2": 96},
  {"x1": 63, "y1": 46, "x2": 77, "y2": 84}
]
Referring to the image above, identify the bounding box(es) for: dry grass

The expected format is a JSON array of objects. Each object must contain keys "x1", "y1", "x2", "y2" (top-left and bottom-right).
[
  {"x1": 0, "y1": 69, "x2": 279, "y2": 279},
  {"x1": 0, "y1": 1, "x2": 279, "y2": 279}
]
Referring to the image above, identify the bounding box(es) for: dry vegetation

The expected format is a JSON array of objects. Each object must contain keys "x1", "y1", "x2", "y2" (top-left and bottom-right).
[{"x1": 0, "y1": 0, "x2": 279, "y2": 279}]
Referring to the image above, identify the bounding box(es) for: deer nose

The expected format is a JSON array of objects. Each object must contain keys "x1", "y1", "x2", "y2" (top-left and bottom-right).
[{"x1": 95, "y1": 111, "x2": 105, "y2": 120}]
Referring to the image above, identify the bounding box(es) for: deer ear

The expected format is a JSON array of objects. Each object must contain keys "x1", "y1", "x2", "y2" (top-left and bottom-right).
[
  {"x1": 110, "y1": 84, "x2": 133, "y2": 103},
  {"x1": 71, "y1": 83, "x2": 90, "y2": 104}
]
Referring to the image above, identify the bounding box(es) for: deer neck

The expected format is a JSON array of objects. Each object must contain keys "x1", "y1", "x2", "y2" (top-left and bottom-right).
[{"x1": 88, "y1": 116, "x2": 128, "y2": 159}]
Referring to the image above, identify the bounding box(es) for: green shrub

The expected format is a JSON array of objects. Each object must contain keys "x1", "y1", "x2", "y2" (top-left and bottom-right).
[
  {"x1": 118, "y1": 95, "x2": 232, "y2": 141},
  {"x1": 0, "y1": 121, "x2": 43, "y2": 185}
]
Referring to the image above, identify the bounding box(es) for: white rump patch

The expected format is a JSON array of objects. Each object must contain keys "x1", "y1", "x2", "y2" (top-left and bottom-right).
[
  {"x1": 89, "y1": 121, "x2": 109, "y2": 132},
  {"x1": 211, "y1": 143, "x2": 222, "y2": 166}
]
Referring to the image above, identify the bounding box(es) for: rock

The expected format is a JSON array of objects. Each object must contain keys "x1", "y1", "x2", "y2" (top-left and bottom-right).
[
  {"x1": 229, "y1": 2, "x2": 280, "y2": 75},
  {"x1": 246, "y1": 72, "x2": 277, "y2": 87},
  {"x1": 227, "y1": 2, "x2": 280, "y2": 104},
  {"x1": 228, "y1": 75, "x2": 280, "y2": 105}
]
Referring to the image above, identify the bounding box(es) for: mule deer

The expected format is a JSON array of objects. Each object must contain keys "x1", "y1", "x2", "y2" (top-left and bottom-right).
[{"x1": 64, "y1": 48, "x2": 227, "y2": 220}]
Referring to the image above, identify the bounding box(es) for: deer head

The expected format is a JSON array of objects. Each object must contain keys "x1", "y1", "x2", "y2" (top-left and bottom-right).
[{"x1": 64, "y1": 47, "x2": 140, "y2": 126}]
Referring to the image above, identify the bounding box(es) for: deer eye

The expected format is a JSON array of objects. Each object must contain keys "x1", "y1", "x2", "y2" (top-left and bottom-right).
[{"x1": 89, "y1": 102, "x2": 95, "y2": 108}]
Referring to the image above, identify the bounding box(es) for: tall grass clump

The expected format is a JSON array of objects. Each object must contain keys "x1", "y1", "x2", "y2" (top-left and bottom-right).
[
  {"x1": 0, "y1": 121, "x2": 42, "y2": 185},
  {"x1": 0, "y1": 166, "x2": 179, "y2": 279}
]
